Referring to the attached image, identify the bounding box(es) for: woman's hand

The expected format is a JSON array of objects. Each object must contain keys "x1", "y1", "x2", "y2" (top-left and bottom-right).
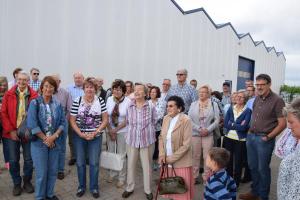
[
  {"x1": 43, "y1": 135, "x2": 56, "y2": 148},
  {"x1": 109, "y1": 129, "x2": 117, "y2": 141},
  {"x1": 159, "y1": 156, "x2": 166, "y2": 164},
  {"x1": 200, "y1": 128, "x2": 209, "y2": 137}
]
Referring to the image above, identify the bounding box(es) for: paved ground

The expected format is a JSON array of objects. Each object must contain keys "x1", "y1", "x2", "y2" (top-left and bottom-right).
[{"x1": 0, "y1": 137, "x2": 279, "y2": 200}]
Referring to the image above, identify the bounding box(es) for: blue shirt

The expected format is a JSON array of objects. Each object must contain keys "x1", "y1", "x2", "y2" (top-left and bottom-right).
[
  {"x1": 165, "y1": 82, "x2": 198, "y2": 113},
  {"x1": 29, "y1": 80, "x2": 41, "y2": 91},
  {"x1": 246, "y1": 96, "x2": 256, "y2": 111},
  {"x1": 27, "y1": 96, "x2": 65, "y2": 136},
  {"x1": 204, "y1": 169, "x2": 237, "y2": 200},
  {"x1": 66, "y1": 85, "x2": 84, "y2": 100}
]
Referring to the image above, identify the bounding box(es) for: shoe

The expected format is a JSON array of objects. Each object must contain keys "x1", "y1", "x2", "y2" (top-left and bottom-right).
[
  {"x1": 194, "y1": 177, "x2": 202, "y2": 185},
  {"x1": 107, "y1": 176, "x2": 114, "y2": 183},
  {"x1": 91, "y1": 190, "x2": 99, "y2": 198},
  {"x1": 13, "y1": 184, "x2": 22, "y2": 196},
  {"x1": 116, "y1": 181, "x2": 125, "y2": 188},
  {"x1": 57, "y1": 172, "x2": 65, "y2": 180},
  {"x1": 46, "y1": 195, "x2": 59, "y2": 200},
  {"x1": 239, "y1": 192, "x2": 260, "y2": 200},
  {"x1": 122, "y1": 190, "x2": 134, "y2": 198},
  {"x1": 145, "y1": 192, "x2": 153, "y2": 200},
  {"x1": 76, "y1": 189, "x2": 85, "y2": 197},
  {"x1": 68, "y1": 158, "x2": 76, "y2": 166},
  {"x1": 23, "y1": 177, "x2": 34, "y2": 193}
]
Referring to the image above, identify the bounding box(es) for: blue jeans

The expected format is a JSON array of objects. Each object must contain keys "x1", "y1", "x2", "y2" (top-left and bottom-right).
[
  {"x1": 73, "y1": 134, "x2": 102, "y2": 192},
  {"x1": 2, "y1": 138, "x2": 10, "y2": 163},
  {"x1": 6, "y1": 139, "x2": 33, "y2": 185},
  {"x1": 246, "y1": 133, "x2": 275, "y2": 200},
  {"x1": 31, "y1": 139, "x2": 60, "y2": 200},
  {"x1": 58, "y1": 120, "x2": 68, "y2": 172}
]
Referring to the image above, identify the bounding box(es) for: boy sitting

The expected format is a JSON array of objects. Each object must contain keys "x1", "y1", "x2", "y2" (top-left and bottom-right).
[{"x1": 204, "y1": 147, "x2": 237, "y2": 200}]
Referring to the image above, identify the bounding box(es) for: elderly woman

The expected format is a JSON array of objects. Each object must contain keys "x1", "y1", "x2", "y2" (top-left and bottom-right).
[
  {"x1": 106, "y1": 79, "x2": 131, "y2": 188},
  {"x1": 27, "y1": 76, "x2": 66, "y2": 200},
  {"x1": 122, "y1": 83, "x2": 157, "y2": 200},
  {"x1": 70, "y1": 77, "x2": 108, "y2": 198},
  {"x1": 0, "y1": 76, "x2": 9, "y2": 170},
  {"x1": 277, "y1": 97, "x2": 300, "y2": 200},
  {"x1": 148, "y1": 86, "x2": 166, "y2": 170},
  {"x1": 223, "y1": 90, "x2": 252, "y2": 187},
  {"x1": 158, "y1": 95, "x2": 194, "y2": 200},
  {"x1": 188, "y1": 85, "x2": 220, "y2": 184}
]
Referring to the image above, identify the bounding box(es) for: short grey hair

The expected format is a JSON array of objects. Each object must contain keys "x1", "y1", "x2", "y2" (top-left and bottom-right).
[
  {"x1": 135, "y1": 82, "x2": 148, "y2": 99},
  {"x1": 18, "y1": 70, "x2": 30, "y2": 80},
  {"x1": 177, "y1": 69, "x2": 188, "y2": 75},
  {"x1": 283, "y1": 97, "x2": 300, "y2": 121}
]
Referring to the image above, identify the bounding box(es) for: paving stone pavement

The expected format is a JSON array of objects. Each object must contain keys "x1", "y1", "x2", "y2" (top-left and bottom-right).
[{"x1": 0, "y1": 140, "x2": 279, "y2": 200}]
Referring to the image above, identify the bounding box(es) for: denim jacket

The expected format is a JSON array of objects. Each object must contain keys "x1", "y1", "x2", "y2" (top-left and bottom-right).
[{"x1": 27, "y1": 96, "x2": 65, "y2": 136}]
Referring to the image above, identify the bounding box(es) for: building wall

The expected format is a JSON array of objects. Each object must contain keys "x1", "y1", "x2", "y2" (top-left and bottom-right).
[{"x1": 0, "y1": 0, "x2": 285, "y2": 92}]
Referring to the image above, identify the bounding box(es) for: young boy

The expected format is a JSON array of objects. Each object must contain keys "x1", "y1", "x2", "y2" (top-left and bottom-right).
[{"x1": 204, "y1": 147, "x2": 237, "y2": 200}]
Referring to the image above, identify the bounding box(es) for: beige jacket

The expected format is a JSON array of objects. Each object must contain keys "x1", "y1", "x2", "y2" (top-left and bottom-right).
[{"x1": 159, "y1": 113, "x2": 192, "y2": 168}]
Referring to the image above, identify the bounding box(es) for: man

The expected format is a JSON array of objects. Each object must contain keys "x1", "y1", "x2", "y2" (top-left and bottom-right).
[
  {"x1": 95, "y1": 77, "x2": 107, "y2": 102},
  {"x1": 165, "y1": 69, "x2": 198, "y2": 113},
  {"x1": 245, "y1": 80, "x2": 254, "y2": 89},
  {"x1": 66, "y1": 72, "x2": 84, "y2": 165},
  {"x1": 221, "y1": 82, "x2": 231, "y2": 106},
  {"x1": 8, "y1": 67, "x2": 23, "y2": 89},
  {"x1": 239, "y1": 74, "x2": 286, "y2": 200},
  {"x1": 29, "y1": 67, "x2": 41, "y2": 91},
  {"x1": 1, "y1": 71, "x2": 37, "y2": 196},
  {"x1": 190, "y1": 79, "x2": 197, "y2": 89},
  {"x1": 246, "y1": 85, "x2": 256, "y2": 110},
  {"x1": 52, "y1": 74, "x2": 73, "y2": 179},
  {"x1": 160, "y1": 79, "x2": 171, "y2": 101}
]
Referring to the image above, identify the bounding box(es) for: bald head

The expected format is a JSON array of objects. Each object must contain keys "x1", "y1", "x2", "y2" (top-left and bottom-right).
[{"x1": 73, "y1": 72, "x2": 84, "y2": 87}]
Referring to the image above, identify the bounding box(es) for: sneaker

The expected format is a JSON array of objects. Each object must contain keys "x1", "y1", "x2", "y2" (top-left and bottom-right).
[
  {"x1": 57, "y1": 172, "x2": 65, "y2": 180},
  {"x1": 145, "y1": 192, "x2": 153, "y2": 200},
  {"x1": 23, "y1": 178, "x2": 34, "y2": 193},
  {"x1": 194, "y1": 177, "x2": 202, "y2": 185},
  {"x1": 239, "y1": 192, "x2": 260, "y2": 200},
  {"x1": 91, "y1": 190, "x2": 99, "y2": 199},
  {"x1": 76, "y1": 188, "x2": 85, "y2": 197},
  {"x1": 13, "y1": 184, "x2": 22, "y2": 196},
  {"x1": 68, "y1": 158, "x2": 76, "y2": 166},
  {"x1": 46, "y1": 195, "x2": 59, "y2": 200},
  {"x1": 122, "y1": 190, "x2": 134, "y2": 198},
  {"x1": 116, "y1": 181, "x2": 125, "y2": 188}
]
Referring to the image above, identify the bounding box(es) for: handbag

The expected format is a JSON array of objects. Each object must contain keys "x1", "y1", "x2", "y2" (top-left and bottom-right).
[
  {"x1": 17, "y1": 113, "x2": 32, "y2": 142},
  {"x1": 155, "y1": 163, "x2": 187, "y2": 199},
  {"x1": 100, "y1": 140, "x2": 125, "y2": 171},
  {"x1": 275, "y1": 128, "x2": 300, "y2": 159}
]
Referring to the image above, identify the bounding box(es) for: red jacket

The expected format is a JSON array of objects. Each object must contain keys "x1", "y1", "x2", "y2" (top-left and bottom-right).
[{"x1": 1, "y1": 85, "x2": 38, "y2": 139}]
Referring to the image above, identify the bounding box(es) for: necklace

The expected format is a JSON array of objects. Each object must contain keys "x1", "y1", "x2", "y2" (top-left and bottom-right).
[{"x1": 84, "y1": 96, "x2": 94, "y2": 104}]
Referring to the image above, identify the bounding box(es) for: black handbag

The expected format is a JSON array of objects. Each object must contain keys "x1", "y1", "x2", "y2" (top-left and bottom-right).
[
  {"x1": 155, "y1": 163, "x2": 187, "y2": 199},
  {"x1": 17, "y1": 113, "x2": 33, "y2": 142}
]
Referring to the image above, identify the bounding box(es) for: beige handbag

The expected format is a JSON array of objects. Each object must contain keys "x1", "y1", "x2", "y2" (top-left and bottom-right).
[{"x1": 100, "y1": 140, "x2": 125, "y2": 171}]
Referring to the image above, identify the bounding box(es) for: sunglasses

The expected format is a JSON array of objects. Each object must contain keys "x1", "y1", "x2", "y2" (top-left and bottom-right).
[
  {"x1": 176, "y1": 74, "x2": 186, "y2": 76},
  {"x1": 33, "y1": 73, "x2": 39, "y2": 75}
]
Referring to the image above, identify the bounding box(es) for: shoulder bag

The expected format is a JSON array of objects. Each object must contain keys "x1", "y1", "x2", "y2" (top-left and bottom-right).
[{"x1": 100, "y1": 139, "x2": 125, "y2": 171}]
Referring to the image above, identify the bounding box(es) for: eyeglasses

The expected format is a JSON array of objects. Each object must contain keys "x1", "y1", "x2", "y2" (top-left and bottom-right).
[
  {"x1": 176, "y1": 74, "x2": 186, "y2": 76},
  {"x1": 237, "y1": 96, "x2": 245, "y2": 99},
  {"x1": 255, "y1": 83, "x2": 268, "y2": 87},
  {"x1": 162, "y1": 83, "x2": 170, "y2": 86},
  {"x1": 33, "y1": 73, "x2": 39, "y2": 75},
  {"x1": 167, "y1": 105, "x2": 175, "y2": 108}
]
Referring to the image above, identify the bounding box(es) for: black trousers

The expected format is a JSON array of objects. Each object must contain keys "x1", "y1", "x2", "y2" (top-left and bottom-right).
[
  {"x1": 153, "y1": 131, "x2": 160, "y2": 160},
  {"x1": 223, "y1": 136, "x2": 248, "y2": 186}
]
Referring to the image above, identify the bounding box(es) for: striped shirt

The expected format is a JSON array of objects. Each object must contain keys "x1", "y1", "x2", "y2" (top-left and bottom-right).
[
  {"x1": 165, "y1": 82, "x2": 198, "y2": 113},
  {"x1": 29, "y1": 80, "x2": 41, "y2": 91},
  {"x1": 204, "y1": 169, "x2": 237, "y2": 200},
  {"x1": 125, "y1": 100, "x2": 157, "y2": 148},
  {"x1": 67, "y1": 85, "x2": 84, "y2": 101},
  {"x1": 71, "y1": 96, "x2": 107, "y2": 133}
]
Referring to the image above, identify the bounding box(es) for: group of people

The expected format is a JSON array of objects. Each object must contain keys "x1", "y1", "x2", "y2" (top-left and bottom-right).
[{"x1": 0, "y1": 67, "x2": 299, "y2": 200}]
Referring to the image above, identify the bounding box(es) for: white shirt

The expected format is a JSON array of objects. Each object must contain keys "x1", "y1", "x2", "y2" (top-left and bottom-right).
[
  {"x1": 166, "y1": 114, "x2": 179, "y2": 156},
  {"x1": 106, "y1": 96, "x2": 131, "y2": 133}
]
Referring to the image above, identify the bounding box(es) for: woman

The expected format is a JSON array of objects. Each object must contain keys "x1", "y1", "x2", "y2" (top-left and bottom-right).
[
  {"x1": 125, "y1": 81, "x2": 134, "y2": 100},
  {"x1": 70, "y1": 77, "x2": 108, "y2": 198},
  {"x1": 148, "y1": 86, "x2": 166, "y2": 170},
  {"x1": 188, "y1": 85, "x2": 220, "y2": 183},
  {"x1": 27, "y1": 76, "x2": 65, "y2": 200},
  {"x1": 0, "y1": 76, "x2": 9, "y2": 170},
  {"x1": 106, "y1": 79, "x2": 131, "y2": 188},
  {"x1": 278, "y1": 97, "x2": 300, "y2": 200},
  {"x1": 158, "y1": 95, "x2": 194, "y2": 200},
  {"x1": 122, "y1": 83, "x2": 156, "y2": 200},
  {"x1": 223, "y1": 90, "x2": 252, "y2": 187}
]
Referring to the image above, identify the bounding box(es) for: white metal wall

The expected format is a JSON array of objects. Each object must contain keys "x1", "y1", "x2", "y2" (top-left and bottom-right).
[{"x1": 0, "y1": 0, "x2": 285, "y2": 92}]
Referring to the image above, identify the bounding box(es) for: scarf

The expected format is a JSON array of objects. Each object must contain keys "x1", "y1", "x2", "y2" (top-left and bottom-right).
[{"x1": 111, "y1": 95, "x2": 125, "y2": 127}]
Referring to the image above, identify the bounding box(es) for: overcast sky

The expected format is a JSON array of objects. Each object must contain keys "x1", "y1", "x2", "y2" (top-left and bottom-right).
[{"x1": 176, "y1": 0, "x2": 300, "y2": 85}]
